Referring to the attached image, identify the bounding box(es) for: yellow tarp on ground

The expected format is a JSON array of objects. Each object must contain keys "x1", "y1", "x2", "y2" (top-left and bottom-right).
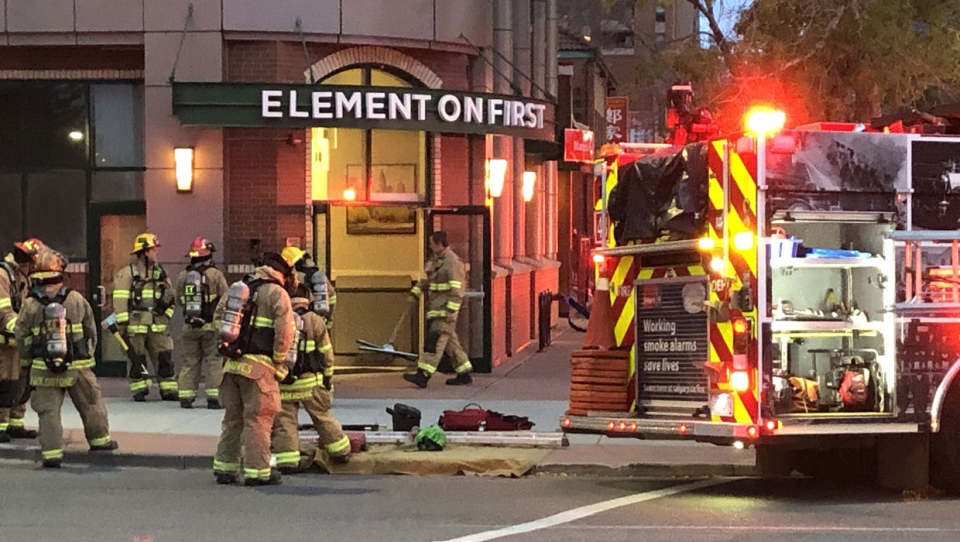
[{"x1": 305, "y1": 443, "x2": 549, "y2": 477}]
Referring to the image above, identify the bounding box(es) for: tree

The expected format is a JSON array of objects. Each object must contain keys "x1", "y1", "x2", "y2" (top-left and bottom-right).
[{"x1": 645, "y1": 0, "x2": 960, "y2": 132}]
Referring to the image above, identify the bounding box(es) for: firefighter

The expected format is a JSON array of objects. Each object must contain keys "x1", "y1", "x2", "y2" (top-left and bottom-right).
[
  {"x1": 403, "y1": 231, "x2": 473, "y2": 388},
  {"x1": 280, "y1": 245, "x2": 337, "y2": 325},
  {"x1": 212, "y1": 252, "x2": 296, "y2": 486},
  {"x1": 174, "y1": 237, "x2": 229, "y2": 409},
  {"x1": 0, "y1": 238, "x2": 44, "y2": 442},
  {"x1": 271, "y1": 284, "x2": 350, "y2": 473},
  {"x1": 15, "y1": 249, "x2": 117, "y2": 468},
  {"x1": 113, "y1": 233, "x2": 178, "y2": 401}
]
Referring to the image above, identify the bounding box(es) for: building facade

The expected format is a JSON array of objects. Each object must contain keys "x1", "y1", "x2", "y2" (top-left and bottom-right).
[{"x1": 0, "y1": 0, "x2": 561, "y2": 373}]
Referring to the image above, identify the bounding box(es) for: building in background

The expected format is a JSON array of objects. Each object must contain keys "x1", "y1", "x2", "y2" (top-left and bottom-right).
[
  {"x1": 558, "y1": 0, "x2": 699, "y2": 141},
  {"x1": 0, "y1": 0, "x2": 561, "y2": 374}
]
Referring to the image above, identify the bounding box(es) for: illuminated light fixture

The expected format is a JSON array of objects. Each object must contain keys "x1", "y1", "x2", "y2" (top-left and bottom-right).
[
  {"x1": 68, "y1": 130, "x2": 84, "y2": 141},
  {"x1": 629, "y1": 422, "x2": 638, "y2": 431},
  {"x1": 522, "y1": 171, "x2": 536, "y2": 202},
  {"x1": 174, "y1": 147, "x2": 194, "y2": 193},
  {"x1": 678, "y1": 423, "x2": 688, "y2": 434},
  {"x1": 730, "y1": 370, "x2": 750, "y2": 392},
  {"x1": 618, "y1": 421, "x2": 627, "y2": 431},
  {"x1": 733, "y1": 231, "x2": 754, "y2": 251},
  {"x1": 607, "y1": 421, "x2": 615, "y2": 431},
  {"x1": 732, "y1": 318, "x2": 749, "y2": 335},
  {"x1": 745, "y1": 107, "x2": 786, "y2": 135},
  {"x1": 697, "y1": 237, "x2": 716, "y2": 251},
  {"x1": 562, "y1": 417, "x2": 571, "y2": 428},
  {"x1": 764, "y1": 419, "x2": 779, "y2": 432},
  {"x1": 485, "y1": 159, "x2": 508, "y2": 198},
  {"x1": 746, "y1": 426, "x2": 759, "y2": 439},
  {"x1": 709, "y1": 257, "x2": 725, "y2": 273},
  {"x1": 732, "y1": 440, "x2": 745, "y2": 450},
  {"x1": 592, "y1": 253, "x2": 605, "y2": 264},
  {"x1": 343, "y1": 187, "x2": 357, "y2": 201}
]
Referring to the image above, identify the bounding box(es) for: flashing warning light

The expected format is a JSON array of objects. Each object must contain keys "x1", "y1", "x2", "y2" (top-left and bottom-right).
[
  {"x1": 607, "y1": 421, "x2": 615, "y2": 431},
  {"x1": 764, "y1": 419, "x2": 779, "y2": 432},
  {"x1": 730, "y1": 370, "x2": 750, "y2": 391},
  {"x1": 733, "y1": 231, "x2": 754, "y2": 251},
  {"x1": 709, "y1": 257, "x2": 725, "y2": 273},
  {"x1": 618, "y1": 421, "x2": 627, "y2": 431},
  {"x1": 746, "y1": 108, "x2": 786, "y2": 135},
  {"x1": 629, "y1": 422, "x2": 638, "y2": 431},
  {"x1": 592, "y1": 253, "x2": 605, "y2": 265},
  {"x1": 343, "y1": 187, "x2": 357, "y2": 201},
  {"x1": 697, "y1": 237, "x2": 716, "y2": 251},
  {"x1": 747, "y1": 425, "x2": 759, "y2": 439},
  {"x1": 732, "y1": 440, "x2": 745, "y2": 450},
  {"x1": 732, "y1": 318, "x2": 749, "y2": 335},
  {"x1": 679, "y1": 423, "x2": 689, "y2": 434},
  {"x1": 562, "y1": 417, "x2": 571, "y2": 428}
]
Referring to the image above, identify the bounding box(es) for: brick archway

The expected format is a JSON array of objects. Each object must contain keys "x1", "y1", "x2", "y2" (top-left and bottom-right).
[{"x1": 304, "y1": 46, "x2": 443, "y2": 89}]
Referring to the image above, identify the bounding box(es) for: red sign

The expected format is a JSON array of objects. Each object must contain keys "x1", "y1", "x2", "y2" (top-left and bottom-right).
[
  {"x1": 563, "y1": 129, "x2": 595, "y2": 163},
  {"x1": 605, "y1": 96, "x2": 629, "y2": 143}
]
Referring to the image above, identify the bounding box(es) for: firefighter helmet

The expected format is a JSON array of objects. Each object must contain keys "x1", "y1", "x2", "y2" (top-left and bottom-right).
[
  {"x1": 290, "y1": 284, "x2": 311, "y2": 308},
  {"x1": 31, "y1": 249, "x2": 66, "y2": 281},
  {"x1": 280, "y1": 246, "x2": 307, "y2": 269},
  {"x1": 186, "y1": 236, "x2": 215, "y2": 258},
  {"x1": 13, "y1": 238, "x2": 45, "y2": 263},
  {"x1": 131, "y1": 233, "x2": 160, "y2": 255}
]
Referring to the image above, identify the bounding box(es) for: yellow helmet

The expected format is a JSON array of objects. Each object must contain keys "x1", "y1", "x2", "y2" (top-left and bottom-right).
[
  {"x1": 31, "y1": 249, "x2": 66, "y2": 281},
  {"x1": 280, "y1": 245, "x2": 307, "y2": 269},
  {"x1": 131, "y1": 233, "x2": 160, "y2": 255}
]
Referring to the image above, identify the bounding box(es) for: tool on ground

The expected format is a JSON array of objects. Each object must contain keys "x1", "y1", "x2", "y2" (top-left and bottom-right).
[
  {"x1": 101, "y1": 313, "x2": 156, "y2": 379},
  {"x1": 356, "y1": 304, "x2": 418, "y2": 361}
]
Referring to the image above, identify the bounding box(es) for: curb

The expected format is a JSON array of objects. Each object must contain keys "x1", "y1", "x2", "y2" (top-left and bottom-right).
[
  {"x1": 532, "y1": 462, "x2": 758, "y2": 478},
  {"x1": 0, "y1": 445, "x2": 212, "y2": 470}
]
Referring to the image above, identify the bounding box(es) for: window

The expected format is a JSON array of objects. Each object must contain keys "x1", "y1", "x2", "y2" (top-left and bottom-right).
[
  {"x1": 92, "y1": 84, "x2": 144, "y2": 168},
  {"x1": 25, "y1": 171, "x2": 87, "y2": 257},
  {"x1": 311, "y1": 68, "x2": 426, "y2": 203},
  {"x1": 0, "y1": 82, "x2": 87, "y2": 170}
]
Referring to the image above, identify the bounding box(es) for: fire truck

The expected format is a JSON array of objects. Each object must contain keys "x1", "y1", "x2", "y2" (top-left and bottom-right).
[{"x1": 562, "y1": 108, "x2": 960, "y2": 490}]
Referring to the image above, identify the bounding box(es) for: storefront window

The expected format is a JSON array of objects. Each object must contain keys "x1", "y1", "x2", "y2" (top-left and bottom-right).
[
  {"x1": 92, "y1": 84, "x2": 144, "y2": 168},
  {"x1": 311, "y1": 68, "x2": 426, "y2": 203},
  {"x1": 0, "y1": 82, "x2": 87, "y2": 170}
]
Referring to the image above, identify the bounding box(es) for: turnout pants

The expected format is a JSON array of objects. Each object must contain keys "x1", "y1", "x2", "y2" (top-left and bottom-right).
[
  {"x1": 417, "y1": 317, "x2": 472, "y2": 375},
  {"x1": 214, "y1": 372, "x2": 280, "y2": 482},
  {"x1": 177, "y1": 328, "x2": 223, "y2": 402},
  {"x1": 30, "y1": 369, "x2": 112, "y2": 462},
  {"x1": 272, "y1": 375, "x2": 350, "y2": 469},
  {"x1": 0, "y1": 346, "x2": 27, "y2": 431},
  {"x1": 127, "y1": 330, "x2": 177, "y2": 398}
]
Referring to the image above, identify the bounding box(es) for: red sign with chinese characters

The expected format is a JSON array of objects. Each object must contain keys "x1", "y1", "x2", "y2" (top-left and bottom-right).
[
  {"x1": 563, "y1": 129, "x2": 595, "y2": 163},
  {"x1": 605, "y1": 96, "x2": 629, "y2": 142}
]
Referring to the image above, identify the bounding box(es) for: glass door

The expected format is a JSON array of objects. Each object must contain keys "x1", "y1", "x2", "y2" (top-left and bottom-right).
[
  {"x1": 427, "y1": 206, "x2": 492, "y2": 373},
  {"x1": 88, "y1": 203, "x2": 146, "y2": 376}
]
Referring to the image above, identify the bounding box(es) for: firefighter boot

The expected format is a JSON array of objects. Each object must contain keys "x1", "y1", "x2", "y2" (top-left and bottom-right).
[
  {"x1": 215, "y1": 472, "x2": 238, "y2": 485},
  {"x1": 244, "y1": 468, "x2": 282, "y2": 487},
  {"x1": 180, "y1": 399, "x2": 194, "y2": 409},
  {"x1": 42, "y1": 459, "x2": 62, "y2": 469},
  {"x1": 0, "y1": 433, "x2": 10, "y2": 444},
  {"x1": 6, "y1": 426, "x2": 38, "y2": 439},
  {"x1": 89, "y1": 440, "x2": 119, "y2": 452},
  {"x1": 445, "y1": 372, "x2": 473, "y2": 386},
  {"x1": 402, "y1": 370, "x2": 430, "y2": 389},
  {"x1": 207, "y1": 399, "x2": 222, "y2": 410},
  {"x1": 133, "y1": 392, "x2": 147, "y2": 402}
]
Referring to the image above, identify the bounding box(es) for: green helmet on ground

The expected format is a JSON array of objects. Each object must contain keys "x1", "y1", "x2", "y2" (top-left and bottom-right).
[{"x1": 415, "y1": 424, "x2": 446, "y2": 451}]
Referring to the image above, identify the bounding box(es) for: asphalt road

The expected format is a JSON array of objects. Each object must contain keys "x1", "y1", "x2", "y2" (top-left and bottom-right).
[{"x1": 3, "y1": 460, "x2": 959, "y2": 542}]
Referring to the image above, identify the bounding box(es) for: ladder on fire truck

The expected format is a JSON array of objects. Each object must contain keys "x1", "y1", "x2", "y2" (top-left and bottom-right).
[{"x1": 889, "y1": 230, "x2": 960, "y2": 315}]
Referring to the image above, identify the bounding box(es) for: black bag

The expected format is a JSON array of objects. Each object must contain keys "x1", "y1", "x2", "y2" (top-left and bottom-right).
[{"x1": 386, "y1": 403, "x2": 422, "y2": 432}]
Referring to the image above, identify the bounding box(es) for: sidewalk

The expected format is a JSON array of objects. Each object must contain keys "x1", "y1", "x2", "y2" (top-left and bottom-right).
[{"x1": 0, "y1": 329, "x2": 756, "y2": 476}]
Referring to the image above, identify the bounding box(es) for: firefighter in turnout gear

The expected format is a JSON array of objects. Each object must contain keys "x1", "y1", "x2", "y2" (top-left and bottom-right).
[
  {"x1": 0, "y1": 239, "x2": 43, "y2": 442},
  {"x1": 15, "y1": 249, "x2": 117, "y2": 468},
  {"x1": 113, "y1": 233, "x2": 178, "y2": 401},
  {"x1": 271, "y1": 284, "x2": 350, "y2": 473},
  {"x1": 175, "y1": 237, "x2": 229, "y2": 409},
  {"x1": 403, "y1": 231, "x2": 473, "y2": 388},
  {"x1": 212, "y1": 252, "x2": 296, "y2": 486},
  {"x1": 281, "y1": 245, "x2": 337, "y2": 325}
]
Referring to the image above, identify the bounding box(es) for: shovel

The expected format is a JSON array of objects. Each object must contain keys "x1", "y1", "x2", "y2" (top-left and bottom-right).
[{"x1": 356, "y1": 302, "x2": 419, "y2": 361}]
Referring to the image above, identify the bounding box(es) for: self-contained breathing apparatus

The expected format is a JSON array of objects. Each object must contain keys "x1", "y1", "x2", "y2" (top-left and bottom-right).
[
  {"x1": 182, "y1": 264, "x2": 216, "y2": 328},
  {"x1": 30, "y1": 288, "x2": 88, "y2": 374},
  {"x1": 0, "y1": 262, "x2": 22, "y2": 344},
  {"x1": 218, "y1": 277, "x2": 281, "y2": 360},
  {"x1": 130, "y1": 264, "x2": 170, "y2": 316},
  {"x1": 281, "y1": 307, "x2": 319, "y2": 385}
]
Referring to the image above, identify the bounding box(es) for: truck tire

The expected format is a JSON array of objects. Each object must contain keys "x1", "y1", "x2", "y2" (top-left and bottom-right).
[{"x1": 931, "y1": 380, "x2": 960, "y2": 493}]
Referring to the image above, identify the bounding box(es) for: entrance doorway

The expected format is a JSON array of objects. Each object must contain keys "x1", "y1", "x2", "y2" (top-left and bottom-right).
[
  {"x1": 89, "y1": 203, "x2": 146, "y2": 376},
  {"x1": 427, "y1": 206, "x2": 492, "y2": 373}
]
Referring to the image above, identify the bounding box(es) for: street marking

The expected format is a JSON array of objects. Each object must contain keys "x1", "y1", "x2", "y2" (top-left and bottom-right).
[
  {"x1": 562, "y1": 525, "x2": 960, "y2": 533},
  {"x1": 435, "y1": 478, "x2": 732, "y2": 542}
]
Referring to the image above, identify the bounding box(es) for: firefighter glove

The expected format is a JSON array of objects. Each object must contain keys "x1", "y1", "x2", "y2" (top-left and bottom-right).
[
  {"x1": 323, "y1": 374, "x2": 332, "y2": 391},
  {"x1": 187, "y1": 316, "x2": 205, "y2": 329},
  {"x1": 281, "y1": 372, "x2": 297, "y2": 386},
  {"x1": 273, "y1": 364, "x2": 290, "y2": 383}
]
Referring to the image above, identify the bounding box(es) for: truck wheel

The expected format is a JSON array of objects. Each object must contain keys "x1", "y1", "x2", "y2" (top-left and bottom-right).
[{"x1": 931, "y1": 380, "x2": 960, "y2": 492}]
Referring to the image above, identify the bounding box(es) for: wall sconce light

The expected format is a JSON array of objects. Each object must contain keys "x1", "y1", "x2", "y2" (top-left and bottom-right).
[
  {"x1": 522, "y1": 171, "x2": 536, "y2": 202},
  {"x1": 486, "y1": 158, "x2": 508, "y2": 198},
  {"x1": 343, "y1": 187, "x2": 357, "y2": 201},
  {"x1": 174, "y1": 147, "x2": 195, "y2": 193}
]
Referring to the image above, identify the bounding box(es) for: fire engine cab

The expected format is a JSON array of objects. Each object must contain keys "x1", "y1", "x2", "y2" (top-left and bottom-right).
[{"x1": 563, "y1": 108, "x2": 960, "y2": 490}]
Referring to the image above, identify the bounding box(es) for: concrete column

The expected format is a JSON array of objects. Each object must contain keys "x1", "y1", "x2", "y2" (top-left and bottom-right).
[
  {"x1": 532, "y1": 0, "x2": 547, "y2": 101},
  {"x1": 493, "y1": 0, "x2": 514, "y2": 265},
  {"x1": 512, "y1": 0, "x2": 531, "y2": 260},
  {"x1": 545, "y1": 0, "x2": 560, "y2": 259},
  {"x1": 532, "y1": 0, "x2": 548, "y2": 259}
]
